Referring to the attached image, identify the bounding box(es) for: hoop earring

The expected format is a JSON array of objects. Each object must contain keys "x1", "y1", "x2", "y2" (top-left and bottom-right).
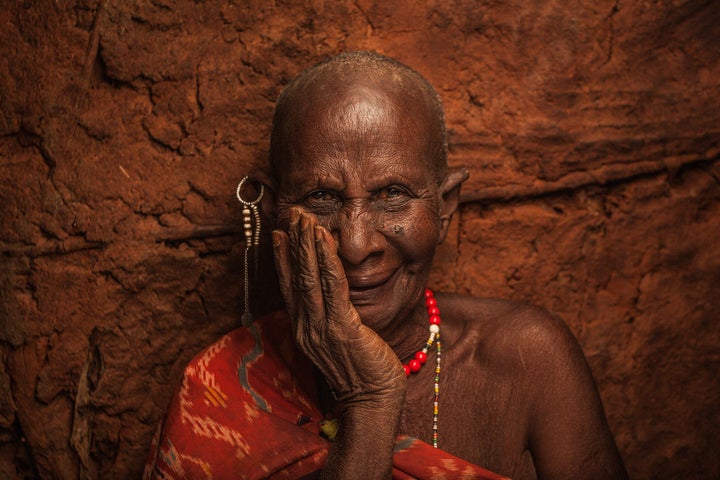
[{"x1": 236, "y1": 176, "x2": 264, "y2": 326}]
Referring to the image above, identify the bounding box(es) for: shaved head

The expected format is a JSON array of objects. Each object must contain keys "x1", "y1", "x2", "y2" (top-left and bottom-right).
[{"x1": 269, "y1": 51, "x2": 448, "y2": 183}]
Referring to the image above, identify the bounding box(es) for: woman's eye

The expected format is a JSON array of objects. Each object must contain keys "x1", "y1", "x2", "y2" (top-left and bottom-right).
[
  {"x1": 304, "y1": 190, "x2": 338, "y2": 202},
  {"x1": 372, "y1": 186, "x2": 412, "y2": 211},
  {"x1": 309, "y1": 191, "x2": 329, "y2": 200},
  {"x1": 376, "y1": 186, "x2": 409, "y2": 200},
  {"x1": 302, "y1": 190, "x2": 340, "y2": 214}
]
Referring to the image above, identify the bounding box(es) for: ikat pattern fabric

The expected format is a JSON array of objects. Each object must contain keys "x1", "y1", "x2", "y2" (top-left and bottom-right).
[{"x1": 143, "y1": 310, "x2": 509, "y2": 480}]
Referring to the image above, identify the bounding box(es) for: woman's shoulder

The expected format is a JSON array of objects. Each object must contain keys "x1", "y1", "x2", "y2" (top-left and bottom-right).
[
  {"x1": 437, "y1": 292, "x2": 583, "y2": 370},
  {"x1": 437, "y1": 292, "x2": 558, "y2": 331}
]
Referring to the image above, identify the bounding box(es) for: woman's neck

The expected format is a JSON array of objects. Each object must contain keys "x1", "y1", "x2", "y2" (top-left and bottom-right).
[{"x1": 378, "y1": 300, "x2": 430, "y2": 363}]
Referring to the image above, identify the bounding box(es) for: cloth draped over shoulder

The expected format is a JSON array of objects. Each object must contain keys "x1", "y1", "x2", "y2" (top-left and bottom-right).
[{"x1": 143, "y1": 310, "x2": 510, "y2": 480}]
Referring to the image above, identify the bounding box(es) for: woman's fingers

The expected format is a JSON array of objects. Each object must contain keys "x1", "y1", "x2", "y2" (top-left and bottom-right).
[
  {"x1": 315, "y1": 225, "x2": 355, "y2": 323},
  {"x1": 272, "y1": 229, "x2": 296, "y2": 319},
  {"x1": 289, "y1": 210, "x2": 319, "y2": 292},
  {"x1": 278, "y1": 208, "x2": 403, "y2": 399},
  {"x1": 290, "y1": 208, "x2": 325, "y2": 321}
]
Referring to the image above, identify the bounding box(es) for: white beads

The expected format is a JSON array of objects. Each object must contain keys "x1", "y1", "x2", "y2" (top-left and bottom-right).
[
  {"x1": 429, "y1": 324, "x2": 440, "y2": 334},
  {"x1": 236, "y1": 176, "x2": 265, "y2": 327}
]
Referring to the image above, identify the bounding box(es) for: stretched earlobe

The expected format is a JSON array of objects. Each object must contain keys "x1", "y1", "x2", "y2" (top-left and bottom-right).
[
  {"x1": 244, "y1": 170, "x2": 278, "y2": 222},
  {"x1": 437, "y1": 168, "x2": 469, "y2": 244}
]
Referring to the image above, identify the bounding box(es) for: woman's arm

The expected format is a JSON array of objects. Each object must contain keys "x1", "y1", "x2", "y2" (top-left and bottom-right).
[{"x1": 521, "y1": 310, "x2": 628, "y2": 480}]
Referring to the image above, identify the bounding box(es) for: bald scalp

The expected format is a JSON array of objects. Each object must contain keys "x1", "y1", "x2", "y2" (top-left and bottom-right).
[{"x1": 270, "y1": 51, "x2": 448, "y2": 183}]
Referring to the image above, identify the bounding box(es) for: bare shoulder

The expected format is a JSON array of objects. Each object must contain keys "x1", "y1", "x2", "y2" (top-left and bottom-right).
[
  {"x1": 436, "y1": 293, "x2": 627, "y2": 479},
  {"x1": 437, "y1": 292, "x2": 582, "y2": 370},
  {"x1": 436, "y1": 292, "x2": 599, "y2": 407}
]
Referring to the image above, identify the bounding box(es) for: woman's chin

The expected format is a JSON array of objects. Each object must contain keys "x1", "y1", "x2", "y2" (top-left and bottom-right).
[
  {"x1": 353, "y1": 302, "x2": 383, "y2": 322},
  {"x1": 353, "y1": 303, "x2": 396, "y2": 333},
  {"x1": 349, "y1": 271, "x2": 427, "y2": 334}
]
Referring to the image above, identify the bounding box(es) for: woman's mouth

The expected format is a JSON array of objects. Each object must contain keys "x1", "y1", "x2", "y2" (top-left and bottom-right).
[{"x1": 347, "y1": 267, "x2": 399, "y2": 304}]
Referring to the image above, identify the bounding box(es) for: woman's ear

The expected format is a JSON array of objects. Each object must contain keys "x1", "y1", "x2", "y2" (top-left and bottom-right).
[
  {"x1": 244, "y1": 170, "x2": 277, "y2": 223},
  {"x1": 437, "y1": 168, "x2": 469, "y2": 244}
]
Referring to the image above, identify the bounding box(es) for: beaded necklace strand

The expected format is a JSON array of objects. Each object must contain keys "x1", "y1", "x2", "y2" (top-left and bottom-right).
[{"x1": 402, "y1": 289, "x2": 442, "y2": 448}]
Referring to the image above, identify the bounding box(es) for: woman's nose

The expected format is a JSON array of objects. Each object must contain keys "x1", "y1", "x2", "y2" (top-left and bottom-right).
[{"x1": 333, "y1": 208, "x2": 384, "y2": 266}]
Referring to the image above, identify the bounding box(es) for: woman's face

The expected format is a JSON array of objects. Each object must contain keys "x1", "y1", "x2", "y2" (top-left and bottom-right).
[{"x1": 274, "y1": 80, "x2": 445, "y2": 335}]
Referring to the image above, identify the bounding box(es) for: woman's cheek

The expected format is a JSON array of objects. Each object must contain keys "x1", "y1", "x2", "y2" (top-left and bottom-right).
[{"x1": 384, "y1": 208, "x2": 440, "y2": 256}]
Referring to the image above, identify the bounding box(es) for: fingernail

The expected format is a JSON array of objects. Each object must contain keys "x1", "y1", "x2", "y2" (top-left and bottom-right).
[
  {"x1": 300, "y1": 212, "x2": 310, "y2": 231},
  {"x1": 290, "y1": 207, "x2": 299, "y2": 224},
  {"x1": 272, "y1": 230, "x2": 281, "y2": 247}
]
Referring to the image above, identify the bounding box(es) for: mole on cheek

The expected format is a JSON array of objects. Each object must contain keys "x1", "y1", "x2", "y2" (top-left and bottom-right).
[{"x1": 393, "y1": 225, "x2": 405, "y2": 235}]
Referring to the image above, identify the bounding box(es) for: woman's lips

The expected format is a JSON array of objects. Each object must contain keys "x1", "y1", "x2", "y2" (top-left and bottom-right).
[{"x1": 347, "y1": 267, "x2": 399, "y2": 303}]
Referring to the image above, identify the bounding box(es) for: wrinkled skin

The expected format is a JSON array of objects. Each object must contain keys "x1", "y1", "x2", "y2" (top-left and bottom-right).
[{"x1": 264, "y1": 72, "x2": 627, "y2": 480}]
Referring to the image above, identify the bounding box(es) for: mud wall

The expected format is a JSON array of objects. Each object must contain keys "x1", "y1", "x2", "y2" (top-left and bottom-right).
[{"x1": 1, "y1": 1, "x2": 718, "y2": 478}]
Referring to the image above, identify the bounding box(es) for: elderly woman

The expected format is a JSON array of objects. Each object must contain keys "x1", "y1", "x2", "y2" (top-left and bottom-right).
[{"x1": 145, "y1": 52, "x2": 627, "y2": 480}]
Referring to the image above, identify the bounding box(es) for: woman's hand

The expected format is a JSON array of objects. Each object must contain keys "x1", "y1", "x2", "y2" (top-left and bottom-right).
[
  {"x1": 273, "y1": 207, "x2": 405, "y2": 478},
  {"x1": 272, "y1": 207, "x2": 406, "y2": 405}
]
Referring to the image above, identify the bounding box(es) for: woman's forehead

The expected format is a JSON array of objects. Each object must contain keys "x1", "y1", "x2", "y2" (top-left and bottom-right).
[
  {"x1": 273, "y1": 75, "x2": 445, "y2": 186},
  {"x1": 281, "y1": 150, "x2": 433, "y2": 185},
  {"x1": 279, "y1": 114, "x2": 437, "y2": 188},
  {"x1": 275, "y1": 134, "x2": 442, "y2": 193}
]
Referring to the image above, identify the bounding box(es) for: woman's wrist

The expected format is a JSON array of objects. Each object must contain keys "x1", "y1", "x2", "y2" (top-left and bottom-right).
[
  {"x1": 321, "y1": 393, "x2": 404, "y2": 480},
  {"x1": 332, "y1": 379, "x2": 406, "y2": 407}
]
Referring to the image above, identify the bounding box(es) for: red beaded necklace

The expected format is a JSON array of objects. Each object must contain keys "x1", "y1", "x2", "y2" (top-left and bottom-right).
[{"x1": 402, "y1": 289, "x2": 442, "y2": 448}]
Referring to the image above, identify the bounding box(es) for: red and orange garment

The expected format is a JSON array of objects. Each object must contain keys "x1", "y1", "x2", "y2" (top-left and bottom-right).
[{"x1": 144, "y1": 310, "x2": 509, "y2": 480}]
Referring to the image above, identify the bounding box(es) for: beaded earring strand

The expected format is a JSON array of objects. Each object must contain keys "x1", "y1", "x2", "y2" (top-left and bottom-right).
[
  {"x1": 236, "y1": 176, "x2": 264, "y2": 327},
  {"x1": 403, "y1": 289, "x2": 442, "y2": 448}
]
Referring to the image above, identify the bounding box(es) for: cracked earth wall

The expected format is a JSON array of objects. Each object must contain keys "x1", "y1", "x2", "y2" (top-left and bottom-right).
[{"x1": 1, "y1": 1, "x2": 718, "y2": 479}]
